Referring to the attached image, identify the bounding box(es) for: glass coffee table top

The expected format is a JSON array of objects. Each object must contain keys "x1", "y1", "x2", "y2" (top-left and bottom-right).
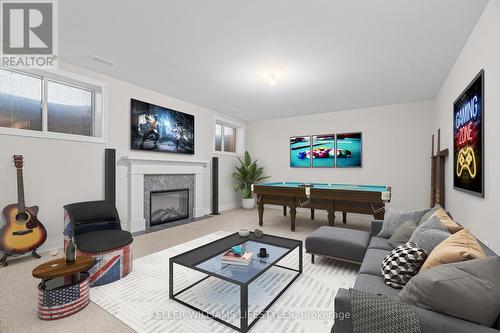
[{"x1": 195, "y1": 240, "x2": 289, "y2": 284}]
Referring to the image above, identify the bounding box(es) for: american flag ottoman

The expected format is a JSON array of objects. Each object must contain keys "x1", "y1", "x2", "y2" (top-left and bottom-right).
[{"x1": 38, "y1": 272, "x2": 90, "y2": 320}]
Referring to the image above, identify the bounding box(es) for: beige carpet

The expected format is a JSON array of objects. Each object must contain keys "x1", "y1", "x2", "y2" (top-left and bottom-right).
[{"x1": 0, "y1": 207, "x2": 368, "y2": 333}]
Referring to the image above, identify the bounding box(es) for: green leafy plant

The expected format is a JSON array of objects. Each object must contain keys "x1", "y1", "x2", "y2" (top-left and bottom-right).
[{"x1": 232, "y1": 151, "x2": 270, "y2": 199}]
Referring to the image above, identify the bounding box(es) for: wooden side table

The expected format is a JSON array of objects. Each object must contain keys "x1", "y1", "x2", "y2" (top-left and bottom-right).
[{"x1": 32, "y1": 256, "x2": 93, "y2": 320}]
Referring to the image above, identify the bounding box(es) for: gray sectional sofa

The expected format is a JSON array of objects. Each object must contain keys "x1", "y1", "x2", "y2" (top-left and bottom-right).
[{"x1": 305, "y1": 221, "x2": 500, "y2": 333}]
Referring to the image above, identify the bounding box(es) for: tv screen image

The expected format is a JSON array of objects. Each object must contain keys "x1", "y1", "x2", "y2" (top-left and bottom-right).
[
  {"x1": 290, "y1": 136, "x2": 311, "y2": 167},
  {"x1": 312, "y1": 135, "x2": 335, "y2": 168},
  {"x1": 336, "y1": 132, "x2": 362, "y2": 167},
  {"x1": 130, "y1": 99, "x2": 194, "y2": 154}
]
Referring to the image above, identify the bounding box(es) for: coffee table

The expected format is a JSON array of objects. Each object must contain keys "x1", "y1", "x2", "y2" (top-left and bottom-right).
[{"x1": 169, "y1": 232, "x2": 302, "y2": 332}]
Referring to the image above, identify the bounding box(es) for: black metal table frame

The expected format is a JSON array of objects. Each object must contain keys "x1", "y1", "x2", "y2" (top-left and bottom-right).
[{"x1": 169, "y1": 234, "x2": 303, "y2": 333}]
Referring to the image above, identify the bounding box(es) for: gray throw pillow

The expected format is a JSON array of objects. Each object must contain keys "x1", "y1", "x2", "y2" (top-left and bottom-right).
[
  {"x1": 388, "y1": 220, "x2": 417, "y2": 248},
  {"x1": 418, "y1": 205, "x2": 441, "y2": 225},
  {"x1": 377, "y1": 207, "x2": 430, "y2": 239},
  {"x1": 396, "y1": 256, "x2": 500, "y2": 327},
  {"x1": 409, "y1": 216, "x2": 450, "y2": 254}
]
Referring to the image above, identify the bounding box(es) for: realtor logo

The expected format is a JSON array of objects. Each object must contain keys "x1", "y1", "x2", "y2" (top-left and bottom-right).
[{"x1": 1, "y1": 0, "x2": 58, "y2": 67}]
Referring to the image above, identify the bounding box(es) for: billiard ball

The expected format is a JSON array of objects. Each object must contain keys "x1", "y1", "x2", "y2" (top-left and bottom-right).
[{"x1": 296, "y1": 151, "x2": 307, "y2": 159}]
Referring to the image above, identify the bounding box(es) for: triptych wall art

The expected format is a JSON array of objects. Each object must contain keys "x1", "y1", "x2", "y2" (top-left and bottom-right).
[{"x1": 290, "y1": 132, "x2": 362, "y2": 168}]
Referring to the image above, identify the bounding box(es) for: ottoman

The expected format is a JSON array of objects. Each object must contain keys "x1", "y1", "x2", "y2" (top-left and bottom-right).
[{"x1": 305, "y1": 226, "x2": 371, "y2": 264}]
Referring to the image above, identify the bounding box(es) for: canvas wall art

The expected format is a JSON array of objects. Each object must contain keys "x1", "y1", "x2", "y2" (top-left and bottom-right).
[
  {"x1": 336, "y1": 132, "x2": 362, "y2": 167},
  {"x1": 453, "y1": 70, "x2": 484, "y2": 197},
  {"x1": 290, "y1": 136, "x2": 311, "y2": 167},
  {"x1": 312, "y1": 135, "x2": 335, "y2": 168}
]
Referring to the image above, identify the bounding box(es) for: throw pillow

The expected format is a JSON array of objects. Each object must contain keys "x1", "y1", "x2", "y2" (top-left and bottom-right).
[
  {"x1": 387, "y1": 220, "x2": 417, "y2": 248},
  {"x1": 377, "y1": 207, "x2": 430, "y2": 239},
  {"x1": 418, "y1": 205, "x2": 440, "y2": 225},
  {"x1": 421, "y1": 228, "x2": 486, "y2": 271},
  {"x1": 396, "y1": 256, "x2": 500, "y2": 327},
  {"x1": 419, "y1": 205, "x2": 463, "y2": 233},
  {"x1": 381, "y1": 242, "x2": 428, "y2": 289},
  {"x1": 409, "y1": 216, "x2": 451, "y2": 254}
]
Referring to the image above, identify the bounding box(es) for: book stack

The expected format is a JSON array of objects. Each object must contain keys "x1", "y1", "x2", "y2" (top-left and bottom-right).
[{"x1": 221, "y1": 247, "x2": 253, "y2": 266}]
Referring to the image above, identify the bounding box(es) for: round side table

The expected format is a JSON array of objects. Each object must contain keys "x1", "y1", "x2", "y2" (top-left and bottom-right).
[{"x1": 32, "y1": 256, "x2": 93, "y2": 320}]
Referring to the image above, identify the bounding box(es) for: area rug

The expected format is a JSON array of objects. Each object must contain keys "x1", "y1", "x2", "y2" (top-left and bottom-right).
[{"x1": 90, "y1": 231, "x2": 358, "y2": 333}]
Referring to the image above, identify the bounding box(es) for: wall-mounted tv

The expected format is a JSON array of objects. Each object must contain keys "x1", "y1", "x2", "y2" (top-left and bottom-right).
[
  {"x1": 130, "y1": 99, "x2": 194, "y2": 154},
  {"x1": 336, "y1": 132, "x2": 362, "y2": 167},
  {"x1": 290, "y1": 136, "x2": 311, "y2": 167}
]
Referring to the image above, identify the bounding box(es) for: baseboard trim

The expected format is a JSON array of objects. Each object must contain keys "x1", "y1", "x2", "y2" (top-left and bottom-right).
[{"x1": 219, "y1": 201, "x2": 242, "y2": 211}]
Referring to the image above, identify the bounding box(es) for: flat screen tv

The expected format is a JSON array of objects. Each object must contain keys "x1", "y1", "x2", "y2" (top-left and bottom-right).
[{"x1": 130, "y1": 99, "x2": 194, "y2": 154}]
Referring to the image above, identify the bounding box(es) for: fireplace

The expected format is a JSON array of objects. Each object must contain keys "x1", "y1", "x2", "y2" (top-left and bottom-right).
[{"x1": 149, "y1": 188, "x2": 189, "y2": 226}]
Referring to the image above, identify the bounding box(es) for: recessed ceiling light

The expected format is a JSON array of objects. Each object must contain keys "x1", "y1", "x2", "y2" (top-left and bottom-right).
[{"x1": 90, "y1": 55, "x2": 116, "y2": 67}]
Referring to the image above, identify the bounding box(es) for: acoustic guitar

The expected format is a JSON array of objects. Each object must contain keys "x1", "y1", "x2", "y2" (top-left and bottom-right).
[{"x1": 0, "y1": 155, "x2": 47, "y2": 265}]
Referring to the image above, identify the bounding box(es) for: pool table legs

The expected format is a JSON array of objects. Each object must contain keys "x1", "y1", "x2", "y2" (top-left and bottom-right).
[
  {"x1": 327, "y1": 208, "x2": 335, "y2": 227},
  {"x1": 342, "y1": 212, "x2": 347, "y2": 224},
  {"x1": 310, "y1": 209, "x2": 315, "y2": 220},
  {"x1": 289, "y1": 207, "x2": 296, "y2": 231},
  {"x1": 257, "y1": 196, "x2": 264, "y2": 226},
  {"x1": 283, "y1": 206, "x2": 287, "y2": 216}
]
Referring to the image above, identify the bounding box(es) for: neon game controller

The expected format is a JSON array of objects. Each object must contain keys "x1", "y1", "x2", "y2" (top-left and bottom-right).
[{"x1": 456, "y1": 147, "x2": 477, "y2": 178}]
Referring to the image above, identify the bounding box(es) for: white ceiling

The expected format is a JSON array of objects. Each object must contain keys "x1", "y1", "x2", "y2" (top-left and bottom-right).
[{"x1": 59, "y1": 0, "x2": 488, "y2": 122}]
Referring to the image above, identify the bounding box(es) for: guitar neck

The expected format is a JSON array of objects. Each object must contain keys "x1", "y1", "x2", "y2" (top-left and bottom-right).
[{"x1": 17, "y1": 168, "x2": 26, "y2": 211}]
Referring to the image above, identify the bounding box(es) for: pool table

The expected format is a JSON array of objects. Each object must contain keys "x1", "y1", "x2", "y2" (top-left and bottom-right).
[{"x1": 251, "y1": 182, "x2": 391, "y2": 231}]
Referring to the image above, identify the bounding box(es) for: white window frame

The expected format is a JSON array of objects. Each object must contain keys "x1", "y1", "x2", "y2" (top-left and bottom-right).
[
  {"x1": 0, "y1": 67, "x2": 107, "y2": 144},
  {"x1": 213, "y1": 116, "x2": 245, "y2": 156}
]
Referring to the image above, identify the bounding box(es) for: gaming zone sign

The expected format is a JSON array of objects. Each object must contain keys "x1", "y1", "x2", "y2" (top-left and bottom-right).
[{"x1": 453, "y1": 70, "x2": 484, "y2": 197}]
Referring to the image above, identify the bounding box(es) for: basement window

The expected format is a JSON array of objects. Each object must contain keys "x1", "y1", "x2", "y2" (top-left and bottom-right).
[
  {"x1": 0, "y1": 68, "x2": 106, "y2": 143},
  {"x1": 214, "y1": 117, "x2": 245, "y2": 155}
]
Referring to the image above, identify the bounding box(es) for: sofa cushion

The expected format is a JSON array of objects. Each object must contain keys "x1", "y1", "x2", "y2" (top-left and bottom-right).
[
  {"x1": 397, "y1": 256, "x2": 500, "y2": 327},
  {"x1": 358, "y1": 248, "x2": 390, "y2": 276},
  {"x1": 368, "y1": 236, "x2": 393, "y2": 251},
  {"x1": 354, "y1": 273, "x2": 400, "y2": 299},
  {"x1": 409, "y1": 216, "x2": 451, "y2": 254},
  {"x1": 76, "y1": 229, "x2": 133, "y2": 253},
  {"x1": 388, "y1": 220, "x2": 417, "y2": 248},
  {"x1": 305, "y1": 226, "x2": 370, "y2": 263},
  {"x1": 381, "y1": 242, "x2": 428, "y2": 288},
  {"x1": 378, "y1": 207, "x2": 430, "y2": 238},
  {"x1": 421, "y1": 228, "x2": 486, "y2": 271},
  {"x1": 419, "y1": 205, "x2": 463, "y2": 234}
]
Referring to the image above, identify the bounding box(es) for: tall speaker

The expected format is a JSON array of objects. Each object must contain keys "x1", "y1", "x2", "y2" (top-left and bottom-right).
[
  {"x1": 211, "y1": 156, "x2": 220, "y2": 215},
  {"x1": 105, "y1": 148, "x2": 116, "y2": 205}
]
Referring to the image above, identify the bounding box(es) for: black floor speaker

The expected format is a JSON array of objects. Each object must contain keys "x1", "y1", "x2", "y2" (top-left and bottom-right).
[
  {"x1": 211, "y1": 156, "x2": 220, "y2": 215},
  {"x1": 104, "y1": 148, "x2": 116, "y2": 205}
]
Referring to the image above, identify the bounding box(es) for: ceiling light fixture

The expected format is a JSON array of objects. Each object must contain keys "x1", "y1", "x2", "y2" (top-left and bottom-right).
[
  {"x1": 268, "y1": 72, "x2": 279, "y2": 86},
  {"x1": 90, "y1": 55, "x2": 116, "y2": 67}
]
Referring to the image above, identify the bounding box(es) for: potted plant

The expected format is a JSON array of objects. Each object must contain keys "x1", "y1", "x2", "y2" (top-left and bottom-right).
[{"x1": 232, "y1": 151, "x2": 269, "y2": 209}]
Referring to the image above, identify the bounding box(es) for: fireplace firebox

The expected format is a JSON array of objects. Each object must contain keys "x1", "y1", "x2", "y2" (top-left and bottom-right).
[{"x1": 149, "y1": 189, "x2": 189, "y2": 226}]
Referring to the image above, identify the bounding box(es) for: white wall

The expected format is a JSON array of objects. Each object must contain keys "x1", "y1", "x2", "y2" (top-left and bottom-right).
[
  {"x1": 0, "y1": 62, "x2": 243, "y2": 251},
  {"x1": 246, "y1": 101, "x2": 434, "y2": 211},
  {"x1": 433, "y1": 0, "x2": 500, "y2": 253}
]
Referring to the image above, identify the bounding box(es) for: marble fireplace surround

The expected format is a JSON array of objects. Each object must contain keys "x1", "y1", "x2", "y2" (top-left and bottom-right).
[
  {"x1": 144, "y1": 174, "x2": 194, "y2": 229},
  {"x1": 122, "y1": 156, "x2": 208, "y2": 233}
]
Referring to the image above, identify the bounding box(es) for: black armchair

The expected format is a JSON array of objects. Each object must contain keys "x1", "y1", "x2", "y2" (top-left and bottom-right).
[{"x1": 63, "y1": 200, "x2": 133, "y2": 286}]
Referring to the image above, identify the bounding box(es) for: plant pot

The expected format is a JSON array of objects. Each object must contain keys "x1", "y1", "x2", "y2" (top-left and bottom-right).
[{"x1": 242, "y1": 198, "x2": 255, "y2": 210}]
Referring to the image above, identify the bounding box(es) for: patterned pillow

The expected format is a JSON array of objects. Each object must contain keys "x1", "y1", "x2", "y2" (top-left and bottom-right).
[{"x1": 381, "y1": 242, "x2": 428, "y2": 289}]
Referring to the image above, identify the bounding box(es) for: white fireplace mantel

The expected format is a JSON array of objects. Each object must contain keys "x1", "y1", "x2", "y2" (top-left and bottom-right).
[{"x1": 121, "y1": 156, "x2": 209, "y2": 233}]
